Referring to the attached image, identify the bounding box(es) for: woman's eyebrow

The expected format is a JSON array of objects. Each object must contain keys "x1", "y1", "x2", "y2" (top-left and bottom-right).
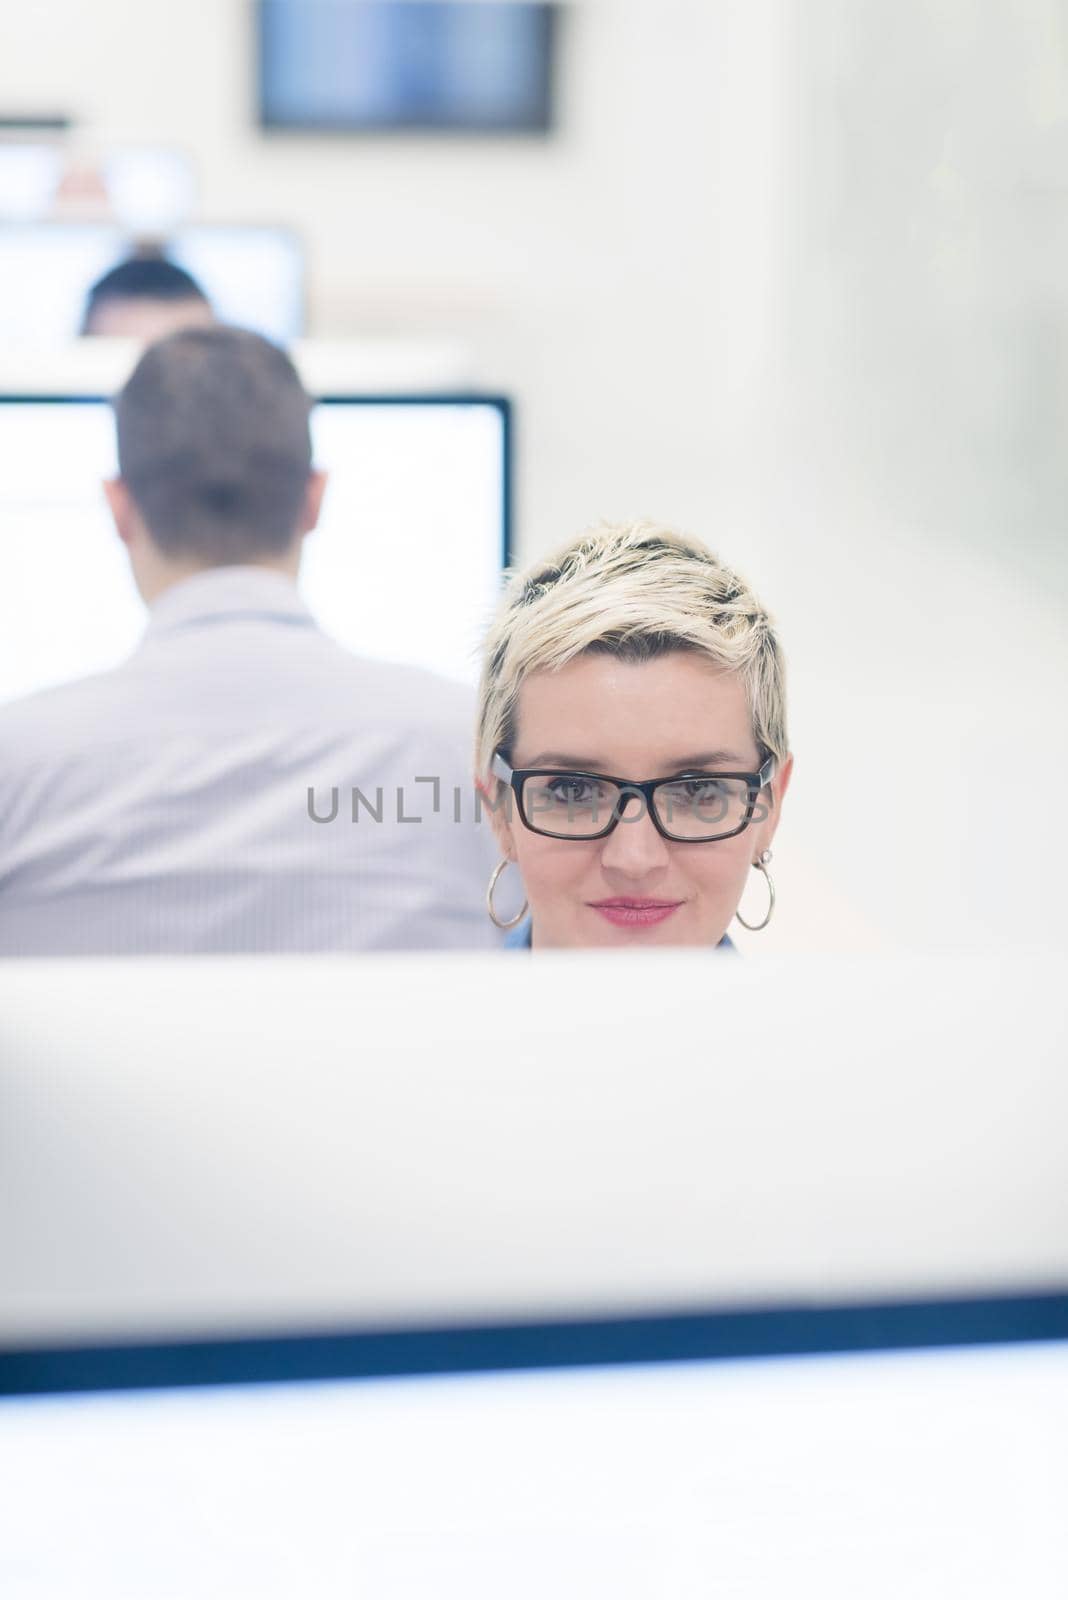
[
  {"x1": 521, "y1": 749, "x2": 751, "y2": 770},
  {"x1": 662, "y1": 751, "x2": 750, "y2": 769},
  {"x1": 523, "y1": 751, "x2": 605, "y2": 768}
]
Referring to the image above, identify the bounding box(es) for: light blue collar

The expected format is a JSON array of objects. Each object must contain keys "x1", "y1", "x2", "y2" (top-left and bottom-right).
[{"x1": 505, "y1": 916, "x2": 737, "y2": 953}]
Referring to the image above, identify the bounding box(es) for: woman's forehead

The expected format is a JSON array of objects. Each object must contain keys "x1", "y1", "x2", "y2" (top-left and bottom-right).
[{"x1": 513, "y1": 652, "x2": 756, "y2": 769}]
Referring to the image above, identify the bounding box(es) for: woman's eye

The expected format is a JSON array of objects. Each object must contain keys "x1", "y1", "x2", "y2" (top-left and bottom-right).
[
  {"x1": 680, "y1": 779, "x2": 727, "y2": 801},
  {"x1": 548, "y1": 778, "x2": 595, "y2": 803}
]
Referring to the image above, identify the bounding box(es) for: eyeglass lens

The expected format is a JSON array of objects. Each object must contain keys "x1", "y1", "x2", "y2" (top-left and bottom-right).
[{"x1": 520, "y1": 774, "x2": 753, "y2": 839}]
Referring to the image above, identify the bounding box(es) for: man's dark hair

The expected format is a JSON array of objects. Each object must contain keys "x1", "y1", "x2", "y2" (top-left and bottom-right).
[
  {"x1": 114, "y1": 327, "x2": 314, "y2": 562},
  {"x1": 82, "y1": 254, "x2": 211, "y2": 334}
]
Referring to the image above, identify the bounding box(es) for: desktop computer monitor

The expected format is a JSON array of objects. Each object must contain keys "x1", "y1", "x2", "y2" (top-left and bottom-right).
[
  {"x1": 0, "y1": 143, "x2": 197, "y2": 230},
  {"x1": 1, "y1": 1296, "x2": 1067, "y2": 1596},
  {"x1": 1, "y1": 948, "x2": 1066, "y2": 1594},
  {"x1": 0, "y1": 221, "x2": 305, "y2": 344},
  {"x1": 0, "y1": 393, "x2": 509, "y2": 701}
]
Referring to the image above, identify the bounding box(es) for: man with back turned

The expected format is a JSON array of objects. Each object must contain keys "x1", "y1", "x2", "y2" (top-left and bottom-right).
[
  {"x1": 81, "y1": 253, "x2": 216, "y2": 340},
  {"x1": 0, "y1": 328, "x2": 499, "y2": 954}
]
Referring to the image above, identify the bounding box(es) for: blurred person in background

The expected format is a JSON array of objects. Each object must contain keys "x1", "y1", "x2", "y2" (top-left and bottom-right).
[
  {"x1": 81, "y1": 252, "x2": 215, "y2": 340},
  {"x1": 477, "y1": 523, "x2": 792, "y2": 950},
  {"x1": 0, "y1": 326, "x2": 499, "y2": 955}
]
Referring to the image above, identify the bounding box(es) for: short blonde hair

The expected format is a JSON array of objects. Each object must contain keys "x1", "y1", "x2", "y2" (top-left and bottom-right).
[{"x1": 476, "y1": 521, "x2": 788, "y2": 780}]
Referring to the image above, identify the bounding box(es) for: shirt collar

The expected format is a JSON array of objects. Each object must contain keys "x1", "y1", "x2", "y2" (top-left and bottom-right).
[
  {"x1": 505, "y1": 916, "x2": 737, "y2": 953},
  {"x1": 145, "y1": 565, "x2": 315, "y2": 637}
]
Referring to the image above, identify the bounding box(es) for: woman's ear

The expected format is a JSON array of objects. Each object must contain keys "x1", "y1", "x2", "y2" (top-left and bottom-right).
[
  {"x1": 774, "y1": 753, "x2": 793, "y2": 809},
  {"x1": 760, "y1": 753, "x2": 793, "y2": 851},
  {"x1": 477, "y1": 776, "x2": 518, "y2": 861}
]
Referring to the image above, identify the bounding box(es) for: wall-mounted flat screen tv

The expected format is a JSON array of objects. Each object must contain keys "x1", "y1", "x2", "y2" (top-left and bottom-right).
[{"x1": 257, "y1": 1, "x2": 556, "y2": 133}]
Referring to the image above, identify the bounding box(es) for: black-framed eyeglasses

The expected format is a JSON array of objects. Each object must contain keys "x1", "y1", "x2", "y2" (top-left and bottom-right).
[{"x1": 490, "y1": 748, "x2": 777, "y2": 843}]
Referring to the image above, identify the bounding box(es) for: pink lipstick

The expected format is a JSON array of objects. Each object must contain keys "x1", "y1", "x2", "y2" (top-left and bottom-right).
[{"x1": 588, "y1": 898, "x2": 682, "y2": 929}]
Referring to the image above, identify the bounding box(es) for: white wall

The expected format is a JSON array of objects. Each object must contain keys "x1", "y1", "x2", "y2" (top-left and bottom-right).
[
  {"x1": 3, "y1": 0, "x2": 1066, "y2": 955},
  {"x1": 744, "y1": 0, "x2": 1068, "y2": 956}
]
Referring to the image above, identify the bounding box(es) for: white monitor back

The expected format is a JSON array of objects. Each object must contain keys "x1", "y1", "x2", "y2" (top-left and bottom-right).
[
  {"x1": 1, "y1": 948, "x2": 1065, "y2": 1349},
  {"x1": 0, "y1": 221, "x2": 304, "y2": 344},
  {"x1": 0, "y1": 392, "x2": 507, "y2": 698}
]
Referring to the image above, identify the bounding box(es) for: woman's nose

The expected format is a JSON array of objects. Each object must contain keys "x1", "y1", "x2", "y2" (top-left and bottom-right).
[{"x1": 598, "y1": 795, "x2": 671, "y2": 877}]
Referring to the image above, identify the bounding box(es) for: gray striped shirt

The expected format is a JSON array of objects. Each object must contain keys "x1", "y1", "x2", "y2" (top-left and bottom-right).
[{"x1": 0, "y1": 566, "x2": 501, "y2": 955}]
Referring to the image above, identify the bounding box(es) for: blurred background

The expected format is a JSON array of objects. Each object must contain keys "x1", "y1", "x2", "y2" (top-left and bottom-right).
[{"x1": 2, "y1": 0, "x2": 1066, "y2": 956}]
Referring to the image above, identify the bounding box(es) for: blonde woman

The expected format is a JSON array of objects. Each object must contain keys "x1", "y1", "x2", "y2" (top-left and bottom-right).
[{"x1": 476, "y1": 522, "x2": 792, "y2": 950}]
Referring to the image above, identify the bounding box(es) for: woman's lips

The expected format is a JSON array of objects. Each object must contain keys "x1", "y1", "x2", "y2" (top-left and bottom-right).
[{"x1": 587, "y1": 899, "x2": 683, "y2": 929}]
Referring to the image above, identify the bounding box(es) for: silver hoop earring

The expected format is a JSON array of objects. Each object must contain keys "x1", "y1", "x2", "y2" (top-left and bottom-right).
[
  {"x1": 734, "y1": 849, "x2": 775, "y2": 932},
  {"x1": 487, "y1": 858, "x2": 528, "y2": 931}
]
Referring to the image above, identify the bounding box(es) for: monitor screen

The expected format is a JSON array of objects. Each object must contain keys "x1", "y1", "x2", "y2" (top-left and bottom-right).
[
  {"x1": 0, "y1": 144, "x2": 197, "y2": 230},
  {"x1": 258, "y1": 0, "x2": 556, "y2": 133},
  {"x1": 0, "y1": 395, "x2": 509, "y2": 702},
  {"x1": 0, "y1": 143, "x2": 64, "y2": 221},
  {"x1": 2, "y1": 1299, "x2": 1066, "y2": 1595},
  {"x1": 0, "y1": 222, "x2": 305, "y2": 344}
]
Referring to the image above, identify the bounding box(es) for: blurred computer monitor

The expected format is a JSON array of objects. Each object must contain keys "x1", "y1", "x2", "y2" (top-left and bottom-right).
[
  {"x1": 1, "y1": 949, "x2": 1064, "y2": 1344},
  {"x1": 1, "y1": 1304, "x2": 1066, "y2": 1598},
  {"x1": 0, "y1": 142, "x2": 197, "y2": 229},
  {"x1": 0, "y1": 143, "x2": 64, "y2": 221},
  {"x1": 1, "y1": 949, "x2": 1066, "y2": 1595},
  {"x1": 0, "y1": 393, "x2": 509, "y2": 699},
  {"x1": 0, "y1": 221, "x2": 305, "y2": 344}
]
